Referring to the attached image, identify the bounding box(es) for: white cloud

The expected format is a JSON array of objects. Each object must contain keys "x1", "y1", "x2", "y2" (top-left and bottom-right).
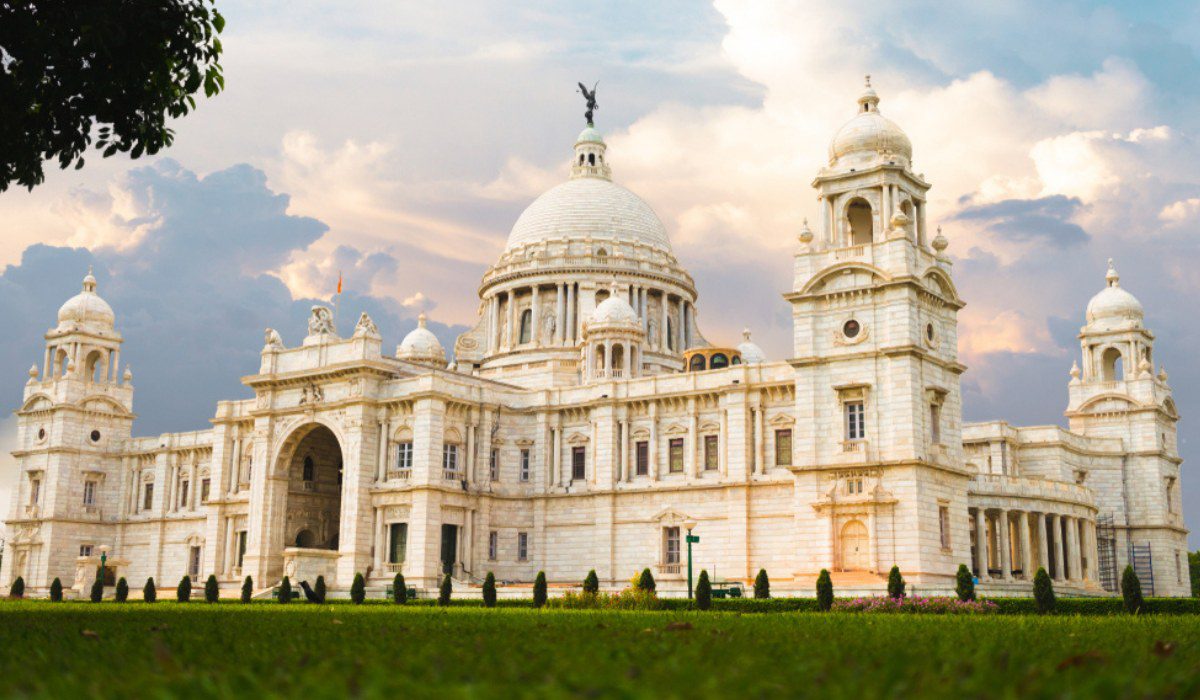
[{"x1": 1159, "y1": 197, "x2": 1200, "y2": 226}]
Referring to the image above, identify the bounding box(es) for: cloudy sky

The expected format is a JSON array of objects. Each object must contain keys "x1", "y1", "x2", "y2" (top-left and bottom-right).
[{"x1": 2, "y1": 1, "x2": 1200, "y2": 543}]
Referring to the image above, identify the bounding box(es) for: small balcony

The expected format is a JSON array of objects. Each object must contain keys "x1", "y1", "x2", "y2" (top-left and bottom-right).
[
  {"x1": 22, "y1": 504, "x2": 39, "y2": 518},
  {"x1": 656, "y1": 562, "x2": 682, "y2": 576},
  {"x1": 82, "y1": 505, "x2": 101, "y2": 519},
  {"x1": 382, "y1": 562, "x2": 404, "y2": 574},
  {"x1": 386, "y1": 468, "x2": 412, "y2": 481},
  {"x1": 302, "y1": 481, "x2": 317, "y2": 492},
  {"x1": 443, "y1": 469, "x2": 464, "y2": 482}
]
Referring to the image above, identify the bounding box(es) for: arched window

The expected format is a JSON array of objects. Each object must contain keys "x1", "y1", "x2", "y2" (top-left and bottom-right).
[
  {"x1": 689, "y1": 355, "x2": 706, "y2": 372},
  {"x1": 295, "y1": 529, "x2": 316, "y2": 548},
  {"x1": 900, "y1": 200, "x2": 912, "y2": 218},
  {"x1": 57, "y1": 348, "x2": 70, "y2": 377},
  {"x1": 303, "y1": 455, "x2": 314, "y2": 482},
  {"x1": 588, "y1": 153, "x2": 595, "y2": 166},
  {"x1": 847, "y1": 198, "x2": 873, "y2": 246},
  {"x1": 612, "y1": 344, "x2": 624, "y2": 372},
  {"x1": 595, "y1": 344, "x2": 606, "y2": 372},
  {"x1": 1101, "y1": 347, "x2": 1124, "y2": 381},
  {"x1": 519, "y1": 309, "x2": 533, "y2": 344},
  {"x1": 731, "y1": 356, "x2": 742, "y2": 365},
  {"x1": 579, "y1": 154, "x2": 585, "y2": 165},
  {"x1": 710, "y1": 353, "x2": 729, "y2": 369},
  {"x1": 84, "y1": 350, "x2": 104, "y2": 383}
]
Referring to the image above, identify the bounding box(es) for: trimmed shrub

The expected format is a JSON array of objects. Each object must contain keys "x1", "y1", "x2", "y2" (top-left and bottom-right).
[
  {"x1": 816, "y1": 569, "x2": 834, "y2": 611},
  {"x1": 695, "y1": 570, "x2": 712, "y2": 610},
  {"x1": 115, "y1": 577, "x2": 129, "y2": 603},
  {"x1": 1033, "y1": 567, "x2": 1055, "y2": 614},
  {"x1": 176, "y1": 575, "x2": 192, "y2": 603},
  {"x1": 240, "y1": 576, "x2": 253, "y2": 604},
  {"x1": 834, "y1": 595, "x2": 997, "y2": 614},
  {"x1": 205, "y1": 575, "x2": 219, "y2": 603},
  {"x1": 955, "y1": 564, "x2": 976, "y2": 602},
  {"x1": 278, "y1": 576, "x2": 292, "y2": 605},
  {"x1": 887, "y1": 566, "x2": 906, "y2": 599},
  {"x1": 583, "y1": 569, "x2": 599, "y2": 595},
  {"x1": 313, "y1": 575, "x2": 327, "y2": 604},
  {"x1": 49, "y1": 577, "x2": 63, "y2": 602},
  {"x1": 637, "y1": 568, "x2": 656, "y2": 593},
  {"x1": 754, "y1": 569, "x2": 770, "y2": 599},
  {"x1": 550, "y1": 588, "x2": 659, "y2": 611},
  {"x1": 438, "y1": 574, "x2": 452, "y2": 606},
  {"x1": 9, "y1": 577, "x2": 24, "y2": 599},
  {"x1": 1122, "y1": 565, "x2": 1144, "y2": 614},
  {"x1": 392, "y1": 574, "x2": 407, "y2": 604},
  {"x1": 350, "y1": 573, "x2": 365, "y2": 605},
  {"x1": 90, "y1": 577, "x2": 103, "y2": 603},
  {"x1": 533, "y1": 571, "x2": 547, "y2": 608},
  {"x1": 483, "y1": 572, "x2": 497, "y2": 608},
  {"x1": 143, "y1": 577, "x2": 157, "y2": 603}
]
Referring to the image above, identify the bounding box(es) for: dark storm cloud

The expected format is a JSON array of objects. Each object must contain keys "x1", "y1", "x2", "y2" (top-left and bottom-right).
[{"x1": 954, "y1": 195, "x2": 1090, "y2": 248}]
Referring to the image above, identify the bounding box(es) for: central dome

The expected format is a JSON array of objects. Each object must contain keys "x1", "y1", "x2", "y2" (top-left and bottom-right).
[{"x1": 505, "y1": 178, "x2": 673, "y2": 252}]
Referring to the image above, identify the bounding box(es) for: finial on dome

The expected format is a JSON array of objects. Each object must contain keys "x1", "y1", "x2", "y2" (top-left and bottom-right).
[
  {"x1": 418, "y1": 312, "x2": 428, "y2": 328},
  {"x1": 865, "y1": 74, "x2": 871, "y2": 88},
  {"x1": 858, "y1": 73, "x2": 880, "y2": 111},
  {"x1": 932, "y1": 225, "x2": 948, "y2": 252},
  {"x1": 742, "y1": 328, "x2": 752, "y2": 341},
  {"x1": 798, "y1": 218, "x2": 813, "y2": 244},
  {"x1": 82, "y1": 265, "x2": 97, "y2": 293},
  {"x1": 1070, "y1": 360, "x2": 1080, "y2": 380},
  {"x1": 1105, "y1": 258, "x2": 1120, "y2": 287}
]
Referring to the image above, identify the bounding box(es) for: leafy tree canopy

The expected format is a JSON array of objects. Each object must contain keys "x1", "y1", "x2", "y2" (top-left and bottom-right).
[{"x1": 0, "y1": 0, "x2": 225, "y2": 191}]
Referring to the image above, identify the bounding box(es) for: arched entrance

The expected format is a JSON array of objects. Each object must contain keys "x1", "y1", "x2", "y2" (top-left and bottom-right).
[
  {"x1": 283, "y1": 424, "x2": 343, "y2": 551},
  {"x1": 840, "y1": 520, "x2": 870, "y2": 571}
]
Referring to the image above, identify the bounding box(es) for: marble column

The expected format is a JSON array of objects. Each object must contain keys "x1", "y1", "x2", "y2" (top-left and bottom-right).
[
  {"x1": 1019, "y1": 512, "x2": 1033, "y2": 579},
  {"x1": 531, "y1": 285, "x2": 541, "y2": 347},
  {"x1": 648, "y1": 403, "x2": 659, "y2": 481},
  {"x1": 687, "y1": 401, "x2": 698, "y2": 479},
  {"x1": 1051, "y1": 514, "x2": 1065, "y2": 581},
  {"x1": 974, "y1": 508, "x2": 989, "y2": 580},
  {"x1": 566, "y1": 284, "x2": 576, "y2": 344},
  {"x1": 753, "y1": 405, "x2": 764, "y2": 475},
  {"x1": 1067, "y1": 516, "x2": 1082, "y2": 581},
  {"x1": 998, "y1": 509, "x2": 1012, "y2": 581},
  {"x1": 1037, "y1": 513, "x2": 1049, "y2": 573},
  {"x1": 555, "y1": 284, "x2": 565, "y2": 345},
  {"x1": 659, "y1": 293, "x2": 669, "y2": 350}
]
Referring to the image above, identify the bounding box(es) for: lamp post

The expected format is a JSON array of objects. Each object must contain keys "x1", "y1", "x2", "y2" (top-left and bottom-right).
[
  {"x1": 98, "y1": 545, "x2": 109, "y2": 593},
  {"x1": 684, "y1": 519, "x2": 699, "y2": 599}
]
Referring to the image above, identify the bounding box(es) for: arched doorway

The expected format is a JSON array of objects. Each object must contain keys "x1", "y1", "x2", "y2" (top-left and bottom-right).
[
  {"x1": 840, "y1": 520, "x2": 870, "y2": 571},
  {"x1": 283, "y1": 424, "x2": 343, "y2": 552}
]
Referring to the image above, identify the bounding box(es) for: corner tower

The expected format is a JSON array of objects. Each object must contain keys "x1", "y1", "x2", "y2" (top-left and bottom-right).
[{"x1": 785, "y1": 78, "x2": 969, "y2": 585}]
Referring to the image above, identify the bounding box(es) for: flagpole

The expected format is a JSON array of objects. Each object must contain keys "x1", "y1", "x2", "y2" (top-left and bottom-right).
[{"x1": 334, "y1": 270, "x2": 343, "y2": 334}]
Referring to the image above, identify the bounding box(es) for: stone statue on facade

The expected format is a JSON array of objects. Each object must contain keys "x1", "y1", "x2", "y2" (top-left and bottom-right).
[
  {"x1": 264, "y1": 327, "x2": 284, "y2": 349},
  {"x1": 577, "y1": 81, "x2": 598, "y2": 126},
  {"x1": 540, "y1": 303, "x2": 556, "y2": 344},
  {"x1": 353, "y1": 312, "x2": 380, "y2": 338},
  {"x1": 308, "y1": 306, "x2": 336, "y2": 336}
]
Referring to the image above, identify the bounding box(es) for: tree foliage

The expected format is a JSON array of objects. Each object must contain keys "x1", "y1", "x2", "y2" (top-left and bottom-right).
[
  {"x1": 314, "y1": 576, "x2": 327, "y2": 604},
  {"x1": 90, "y1": 577, "x2": 104, "y2": 603},
  {"x1": 483, "y1": 572, "x2": 497, "y2": 608},
  {"x1": 240, "y1": 576, "x2": 253, "y2": 604},
  {"x1": 115, "y1": 577, "x2": 129, "y2": 603},
  {"x1": 143, "y1": 577, "x2": 157, "y2": 603},
  {"x1": 176, "y1": 575, "x2": 191, "y2": 602},
  {"x1": 393, "y1": 574, "x2": 407, "y2": 604},
  {"x1": 637, "y1": 568, "x2": 656, "y2": 594},
  {"x1": 1121, "y1": 565, "x2": 1144, "y2": 615},
  {"x1": 278, "y1": 576, "x2": 292, "y2": 605},
  {"x1": 0, "y1": 0, "x2": 226, "y2": 191},
  {"x1": 205, "y1": 574, "x2": 219, "y2": 603},
  {"x1": 8, "y1": 577, "x2": 24, "y2": 598},
  {"x1": 695, "y1": 570, "x2": 712, "y2": 610},
  {"x1": 533, "y1": 571, "x2": 547, "y2": 608},
  {"x1": 1033, "y1": 567, "x2": 1055, "y2": 614},
  {"x1": 754, "y1": 569, "x2": 770, "y2": 599},
  {"x1": 887, "y1": 566, "x2": 906, "y2": 599},
  {"x1": 816, "y1": 569, "x2": 833, "y2": 611},
  {"x1": 583, "y1": 570, "x2": 599, "y2": 595},
  {"x1": 438, "y1": 574, "x2": 452, "y2": 606},
  {"x1": 350, "y1": 573, "x2": 365, "y2": 605},
  {"x1": 49, "y1": 577, "x2": 63, "y2": 602},
  {"x1": 955, "y1": 564, "x2": 976, "y2": 602}
]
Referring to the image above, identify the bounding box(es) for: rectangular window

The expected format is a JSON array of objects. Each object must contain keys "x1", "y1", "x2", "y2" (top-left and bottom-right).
[
  {"x1": 931, "y1": 403, "x2": 942, "y2": 444},
  {"x1": 200, "y1": 478, "x2": 211, "y2": 503},
  {"x1": 82, "y1": 480, "x2": 97, "y2": 506},
  {"x1": 774, "y1": 429, "x2": 792, "y2": 466},
  {"x1": 635, "y1": 441, "x2": 649, "y2": 476},
  {"x1": 29, "y1": 478, "x2": 40, "y2": 505},
  {"x1": 664, "y1": 527, "x2": 681, "y2": 565},
  {"x1": 179, "y1": 480, "x2": 190, "y2": 509},
  {"x1": 489, "y1": 448, "x2": 499, "y2": 481},
  {"x1": 939, "y1": 505, "x2": 951, "y2": 550},
  {"x1": 188, "y1": 545, "x2": 201, "y2": 577},
  {"x1": 443, "y1": 444, "x2": 459, "y2": 476},
  {"x1": 845, "y1": 401, "x2": 866, "y2": 441},
  {"x1": 79, "y1": 544, "x2": 94, "y2": 557},
  {"x1": 389, "y1": 522, "x2": 408, "y2": 564},
  {"x1": 846, "y1": 477, "x2": 863, "y2": 495},
  {"x1": 143, "y1": 482, "x2": 155, "y2": 511},
  {"x1": 520, "y1": 449, "x2": 531, "y2": 482},
  {"x1": 704, "y1": 435, "x2": 719, "y2": 471},
  {"x1": 517, "y1": 532, "x2": 529, "y2": 561},
  {"x1": 572, "y1": 446, "x2": 586, "y2": 481},
  {"x1": 395, "y1": 442, "x2": 413, "y2": 471},
  {"x1": 668, "y1": 438, "x2": 684, "y2": 473},
  {"x1": 236, "y1": 531, "x2": 247, "y2": 569},
  {"x1": 488, "y1": 531, "x2": 498, "y2": 561}
]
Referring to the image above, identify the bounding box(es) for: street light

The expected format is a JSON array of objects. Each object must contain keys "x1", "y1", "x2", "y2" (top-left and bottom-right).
[
  {"x1": 98, "y1": 545, "x2": 110, "y2": 595},
  {"x1": 683, "y1": 519, "x2": 699, "y2": 599}
]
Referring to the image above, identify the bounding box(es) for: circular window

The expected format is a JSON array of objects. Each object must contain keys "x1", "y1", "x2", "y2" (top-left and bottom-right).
[
  {"x1": 90, "y1": 430, "x2": 101, "y2": 443},
  {"x1": 843, "y1": 320, "x2": 861, "y2": 339},
  {"x1": 926, "y1": 323, "x2": 935, "y2": 342},
  {"x1": 37, "y1": 427, "x2": 46, "y2": 441}
]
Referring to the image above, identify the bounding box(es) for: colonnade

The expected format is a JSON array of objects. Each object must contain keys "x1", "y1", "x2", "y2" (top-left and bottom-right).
[{"x1": 970, "y1": 507, "x2": 1096, "y2": 584}]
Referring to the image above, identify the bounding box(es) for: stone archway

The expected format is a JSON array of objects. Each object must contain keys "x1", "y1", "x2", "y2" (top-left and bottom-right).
[{"x1": 840, "y1": 520, "x2": 869, "y2": 572}]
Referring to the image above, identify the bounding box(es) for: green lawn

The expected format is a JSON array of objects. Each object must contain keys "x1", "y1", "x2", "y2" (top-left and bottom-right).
[{"x1": 1, "y1": 603, "x2": 1198, "y2": 698}]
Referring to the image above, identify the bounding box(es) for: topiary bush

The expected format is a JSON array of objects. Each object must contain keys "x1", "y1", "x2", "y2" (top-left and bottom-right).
[
  {"x1": 955, "y1": 564, "x2": 976, "y2": 602},
  {"x1": 314, "y1": 575, "x2": 327, "y2": 604},
  {"x1": 533, "y1": 571, "x2": 547, "y2": 608},
  {"x1": 176, "y1": 575, "x2": 191, "y2": 603},
  {"x1": 278, "y1": 576, "x2": 292, "y2": 605},
  {"x1": 637, "y1": 568, "x2": 656, "y2": 594},
  {"x1": 1033, "y1": 567, "x2": 1055, "y2": 614},
  {"x1": 583, "y1": 569, "x2": 599, "y2": 595},
  {"x1": 240, "y1": 576, "x2": 253, "y2": 604},
  {"x1": 816, "y1": 569, "x2": 833, "y2": 611},
  {"x1": 205, "y1": 574, "x2": 219, "y2": 603},
  {"x1": 393, "y1": 573, "x2": 407, "y2": 604},
  {"x1": 143, "y1": 577, "x2": 156, "y2": 603},
  {"x1": 1122, "y1": 565, "x2": 1144, "y2": 614},
  {"x1": 695, "y1": 570, "x2": 712, "y2": 610},
  {"x1": 483, "y1": 572, "x2": 497, "y2": 608},
  {"x1": 438, "y1": 574, "x2": 452, "y2": 606},
  {"x1": 754, "y1": 569, "x2": 770, "y2": 599},
  {"x1": 90, "y1": 577, "x2": 103, "y2": 603},
  {"x1": 9, "y1": 577, "x2": 24, "y2": 599},
  {"x1": 350, "y1": 573, "x2": 365, "y2": 605},
  {"x1": 115, "y1": 577, "x2": 129, "y2": 603},
  {"x1": 887, "y1": 565, "x2": 906, "y2": 599},
  {"x1": 49, "y1": 577, "x2": 63, "y2": 602}
]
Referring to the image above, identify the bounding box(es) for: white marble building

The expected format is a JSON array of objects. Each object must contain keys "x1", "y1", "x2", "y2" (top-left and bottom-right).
[{"x1": 2, "y1": 80, "x2": 1191, "y2": 597}]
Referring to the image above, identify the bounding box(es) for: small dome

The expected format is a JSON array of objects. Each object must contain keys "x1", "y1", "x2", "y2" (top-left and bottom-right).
[
  {"x1": 1086, "y1": 259, "x2": 1143, "y2": 330},
  {"x1": 57, "y1": 267, "x2": 115, "y2": 331},
  {"x1": 737, "y1": 329, "x2": 766, "y2": 364},
  {"x1": 589, "y1": 287, "x2": 641, "y2": 328},
  {"x1": 397, "y1": 313, "x2": 446, "y2": 366},
  {"x1": 829, "y1": 76, "x2": 912, "y2": 168},
  {"x1": 576, "y1": 126, "x2": 605, "y2": 144}
]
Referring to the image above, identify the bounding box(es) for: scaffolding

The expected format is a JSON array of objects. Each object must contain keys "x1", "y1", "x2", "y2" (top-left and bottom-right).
[
  {"x1": 1096, "y1": 515, "x2": 1118, "y2": 592},
  {"x1": 1128, "y1": 543, "x2": 1155, "y2": 597}
]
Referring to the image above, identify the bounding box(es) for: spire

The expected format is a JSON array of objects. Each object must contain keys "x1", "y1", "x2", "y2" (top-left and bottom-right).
[
  {"x1": 417, "y1": 312, "x2": 428, "y2": 329},
  {"x1": 82, "y1": 265, "x2": 97, "y2": 293},
  {"x1": 1106, "y1": 258, "x2": 1120, "y2": 287},
  {"x1": 742, "y1": 328, "x2": 752, "y2": 342}
]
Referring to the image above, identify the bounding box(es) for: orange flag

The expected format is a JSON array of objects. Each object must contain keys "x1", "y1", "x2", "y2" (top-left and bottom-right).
[{"x1": 337, "y1": 271, "x2": 343, "y2": 295}]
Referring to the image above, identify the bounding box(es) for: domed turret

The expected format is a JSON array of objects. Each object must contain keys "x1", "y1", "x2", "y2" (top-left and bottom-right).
[
  {"x1": 828, "y1": 75, "x2": 913, "y2": 170},
  {"x1": 397, "y1": 313, "x2": 446, "y2": 368},
  {"x1": 57, "y1": 267, "x2": 115, "y2": 332},
  {"x1": 589, "y1": 287, "x2": 641, "y2": 329},
  {"x1": 1086, "y1": 259, "x2": 1143, "y2": 331},
  {"x1": 736, "y1": 329, "x2": 766, "y2": 365}
]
